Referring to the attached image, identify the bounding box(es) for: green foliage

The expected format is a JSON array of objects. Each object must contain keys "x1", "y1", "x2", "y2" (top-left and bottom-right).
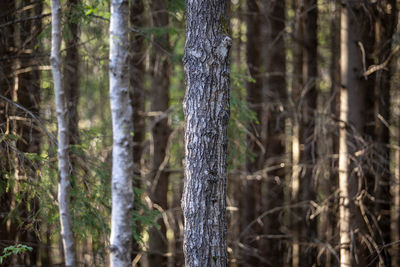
[
  {"x1": 141, "y1": 26, "x2": 182, "y2": 40},
  {"x1": 85, "y1": 5, "x2": 98, "y2": 16},
  {"x1": 0, "y1": 245, "x2": 32, "y2": 264},
  {"x1": 24, "y1": 152, "x2": 43, "y2": 162},
  {"x1": 227, "y1": 69, "x2": 258, "y2": 169},
  {"x1": 132, "y1": 187, "x2": 161, "y2": 244},
  {"x1": 166, "y1": 0, "x2": 186, "y2": 13},
  {"x1": 83, "y1": 0, "x2": 110, "y2": 20},
  {"x1": 0, "y1": 133, "x2": 19, "y2": 142}
]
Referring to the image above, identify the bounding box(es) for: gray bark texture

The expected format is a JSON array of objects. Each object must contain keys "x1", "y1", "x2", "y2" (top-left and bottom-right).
[
  {"x1": 182, "y1": 0, "x2": 232, "y2": 266},
  {"x1": 50, "y1": 0, "x2": 77, "y2": 266},
  {"x1": 109, "y1": 0, "x2": 134, "y2": 265}
]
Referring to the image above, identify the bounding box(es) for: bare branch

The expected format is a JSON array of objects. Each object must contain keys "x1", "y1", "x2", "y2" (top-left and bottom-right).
[{"x1": 363, "y1": 44, "x2": 400, "y2": 77}]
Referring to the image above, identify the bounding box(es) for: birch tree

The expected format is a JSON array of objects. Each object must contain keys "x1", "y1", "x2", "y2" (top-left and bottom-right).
[
  {"x1": 109, "y1": 0, "x2": 134, "y2": 265},
  {"x1": 182, "y1": 0, "x2": 232, "y2": 266},
  {"x1": 50, "y1": 0, "x2": 77, "y2": 266}
]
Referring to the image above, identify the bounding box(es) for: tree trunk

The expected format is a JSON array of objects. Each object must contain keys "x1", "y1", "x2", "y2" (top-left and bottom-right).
[
  {"x1": 290, "y1": 0, "x2": 303, "y2": 262},
  {"x1": 395, "y1": 58, "x2": 400, "y2": 266},
  {"x1": 291, "y1": 0, "x2": 317, "y2": 265},
  {"x1": 242, "y1": 0, "x2": 262, "y2": 265},
  {"x1": 148, "y1": 0, "x2": 171, "y2": 265},
  {"x1": 261, "y1": 1, "x2": 286, "y2": 266},
  {"x1": 50, "y1": 0, "x2": 77, "y2": 266},
  {"x1": 339, "y1": 2, "x2": 369, "y2": 266},
  {"x1": 130, "y1": 0, "x2": 146, "y2": 263},
  {"x1": 16, "y1": 1, "x2": 43, "y2": 264},
  {"x1": 0, "y1": 2, "x2": 16, "y2": 265},
  {"x1": 319, "y1": 1, "x2": 340, "y2": 266},
  {"x1": 109, "y1": 0, "x2": 135, "y2": 265},
  {"x1": 394, "y1": 16, "x2": 400, "y2": 265},
  {"x1": 182, "y1": 0, "x2": 231, "y2": 265},
  {"x1": 374, "y1": 1, "x2": 397, "y2": 265},
  {"x1": 64, "y1": 0, "x2": 81, "y2": 170}
]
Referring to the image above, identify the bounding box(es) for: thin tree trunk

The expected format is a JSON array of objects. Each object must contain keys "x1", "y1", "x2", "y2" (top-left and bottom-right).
[
  {"x1": 130, "y1": 0, "x2": 146, "y2": 264},
  {"x1": 338, "y1": 83, "x2": 350, "y2": 267},
  {"x1": 300, "y1": 1, "x2": 318, "y2": 265},
  {"x1": 182, "y1": 0, "x2": 231, "y2": 265},
  {"x1": 109, "y1": 0, "x2": 135, "y2": 265},
  {"x1": 0, "y1": 2, "x2": 16, "y2": 266},
  {"x1": 50, "y1": 0, "x2": 77, "y2": 266},
  {"x1": 261, "y1": 1, "x2": 286, "y2": 266},
  {"x1": 148, "y1": 0, "x2": 171, "y2": 265},
  {"x1": 16, "y1": 1, "x2": 43, "y2": 264},
  {"x1": 320, "y1": 1, "x2": 340, "y2": 266},
  {"x1": 229, "y1": 1, "x2": 243, "y2": 265},
  {"x1": 290, "y1": 1, "x2": 304, "y2": 264},
  {"x1": 394, "y1": 58, "x2": 400, "y2": 266},
  {"x1": 291, "y1": 0, "x2": 317, "y2": 265},
  {"x1": 339, "y1": 2, "x2": 368, "y2": 266},
  {"x1": 64, "y1": 0, "x2": 81, "y2": 171},
  {"x1": 394, "y1": 16, "x2": 400, "y2": 264},
  {"x1": 374, "y1": 2, "x2": 397, "y2": 265},
  {"x1": 242, "y1": 0, "x2": 262, "y2": 265}
]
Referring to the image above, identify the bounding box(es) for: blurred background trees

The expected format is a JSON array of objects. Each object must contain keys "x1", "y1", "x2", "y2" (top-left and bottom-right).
[{"x1": 0, "y1": 0, "x2": 400, "y2": 266}]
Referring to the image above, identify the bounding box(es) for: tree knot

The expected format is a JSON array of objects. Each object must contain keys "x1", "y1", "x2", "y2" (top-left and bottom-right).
[{"x1": 215, "y1": 35, "x2": 232, "y2": 60}]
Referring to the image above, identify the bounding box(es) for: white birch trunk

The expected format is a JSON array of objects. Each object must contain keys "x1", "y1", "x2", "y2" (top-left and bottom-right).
[
  {"x1": 109, "y1": 0, "x2": 134, "y2": 266},
  {"x1": 338, "y1": 5, "x2": 352, "y2": 266},
  {"x1": 50, "y1": 1, "x2": 77, "y2": 266}
]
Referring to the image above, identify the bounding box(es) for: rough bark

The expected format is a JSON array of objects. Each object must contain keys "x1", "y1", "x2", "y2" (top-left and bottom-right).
[
  {"x1": 261, "y1": 1, "x2": 286, "y2": 266},
  {"x1": 148, "y1": 0, "x2": 171, "y2": 265},
  {"x1": 242, "y1": 0, "x2": 262, "y2": 265},
  {"x1": 50, "y1": 0, "x2": 77, "y2": 266},
  {"x1": 182, "y1": 0, "x2": 231, "y2": 266},
  {"x1": 291, "y1": 0, "x2": 318, "y2": 265},
  {"x1": 109, "y1": 0, "x2": 135, "y2": 265},
  {"x1": 129, "y1": 0, "x2": 146, "y2": 263}
]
